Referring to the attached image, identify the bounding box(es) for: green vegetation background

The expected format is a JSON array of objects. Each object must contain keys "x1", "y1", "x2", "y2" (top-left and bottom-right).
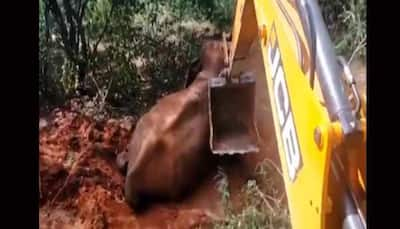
[{"x1": 39, "y1": 0, "x2": 366, "y2": 118}]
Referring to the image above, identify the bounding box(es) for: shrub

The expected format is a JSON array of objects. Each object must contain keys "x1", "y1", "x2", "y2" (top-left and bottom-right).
[
  {"x1": 213, "y1": 161, "x2": 291, "y2": 229},
  {"x1": 319, "y1": 0, "x2": 366, "y2": 62},
  {"x1": 39, "y1": 0, "x2": 365, "y2": 115}
]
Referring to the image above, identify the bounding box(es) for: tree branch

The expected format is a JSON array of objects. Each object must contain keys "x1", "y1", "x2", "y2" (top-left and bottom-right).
[
  {"x1": 42, "y1": 0, "x2": 52, "y2": 94},
  {"x1": 62, "y1": 0, "x2": 77, "y2": 54},
  {"x1": 48, "y1": 0, "x2": 76, "y2": 63},
  {"x1": 77, "y1": 1, "x2": 89, "y2": 62},
  {"x1": 91, "y1": 1, "x2": 116, "y2": 59},
  {"x1": 44, "y1": 1, "x2": 51, "y2": 44},
  {"x1": 77, "y1": 0, "x2": 83, "y2": 15},
  {"x1": 79, "y1": 0, "x2": 89, "y2": 22}
]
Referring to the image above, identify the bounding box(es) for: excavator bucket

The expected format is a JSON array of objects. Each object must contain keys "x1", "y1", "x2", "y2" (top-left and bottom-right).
[{"x1": 208, "y1": 72, "x2": 259, "y2": 155}]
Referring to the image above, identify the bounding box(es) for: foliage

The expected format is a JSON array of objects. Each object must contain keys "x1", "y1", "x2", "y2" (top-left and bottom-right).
[
  {"x1": 319, "y1": 0, "x2": 366, "y2": 62},
  {"x1": 39, "y1": 0, "x2": 68, "y2": 109},
  {"x1": 39, "y1": 0, "x2": 365, "y2": 115},
  {"x1": 213, "y1": 161, "x2": 291, "y2": 229},
  {"x1": 39, "y1": 0, "x2": 232, "y2": 115}
]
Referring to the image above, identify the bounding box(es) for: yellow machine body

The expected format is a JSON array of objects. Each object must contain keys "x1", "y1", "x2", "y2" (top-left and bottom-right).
[{"x1": 227, "y1": 0, "x2": 366, "y2": 228}]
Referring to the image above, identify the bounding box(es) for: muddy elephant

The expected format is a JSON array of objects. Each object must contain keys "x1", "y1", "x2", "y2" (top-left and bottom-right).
[{"x1": 119, "y1": 39, "x2": 227, "y2": 210}]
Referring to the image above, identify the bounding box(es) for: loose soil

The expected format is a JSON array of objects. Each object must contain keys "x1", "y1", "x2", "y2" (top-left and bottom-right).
[{"x1": 39, "y1": 99, "x2": 274, "y2": 229}]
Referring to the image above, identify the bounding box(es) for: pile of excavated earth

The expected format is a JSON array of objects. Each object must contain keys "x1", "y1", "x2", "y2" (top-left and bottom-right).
[
  {"x1": 39, "y1": 100, "x2": 266, "y2": 229},
  {"x1": 39, "y1": 40, "x2": 268, "y2": 229}
]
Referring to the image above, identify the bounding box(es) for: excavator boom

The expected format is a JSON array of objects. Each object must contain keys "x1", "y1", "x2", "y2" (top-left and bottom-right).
[{"x1": 223, "y1": 0, "x2": 366, "y2": 228}]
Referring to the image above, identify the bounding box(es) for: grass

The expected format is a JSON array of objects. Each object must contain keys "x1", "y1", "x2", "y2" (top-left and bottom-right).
[
  {"x1": 319, "y1": 0, "x2": 366, "y2": 62},
  {"x1": 213, "y1": 160, "x2": 291, "y2": 229}
]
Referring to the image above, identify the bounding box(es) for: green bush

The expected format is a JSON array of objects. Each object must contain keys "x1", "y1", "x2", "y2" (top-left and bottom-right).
[
  {"x1": 39, "y1": 0, "x2": 68, "y2": 109},
  {"x1": 319, "y1": 0, "x2": 366, "y2": 62},
  {"x1": 39, "y1": 0, "x2": 364, "y2": 115},
  {"x1": 213, "y1": 161, "x2": 291, "y2": 229},
  {"x1": 88, "y1": 0, "x2": 223, "y2": 115},
  {"x1": 39, "y1": 0, "x2": 234, "y2": 115}
]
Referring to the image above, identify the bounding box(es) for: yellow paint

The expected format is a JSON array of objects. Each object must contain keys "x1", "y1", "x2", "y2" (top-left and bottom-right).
[
  {"x1": 228, "y1": 0, "x2": 366, "y2": 228},
  {"x1": 358, "y1": 169, "x2": 365, "y2": 192}
]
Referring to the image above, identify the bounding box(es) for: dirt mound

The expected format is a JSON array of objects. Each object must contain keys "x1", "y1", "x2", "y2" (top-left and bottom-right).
[
  {"x1": 39, "y1": 106, "x2": 134, "y2": 227},
  {"x1": 39, "y1": 105, "x2": 215, "y2": 229}
]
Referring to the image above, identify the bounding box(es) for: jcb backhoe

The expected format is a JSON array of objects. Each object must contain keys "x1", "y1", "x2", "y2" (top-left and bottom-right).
[{"x1": 208, "y1": 0, "x2": 366, "y2": 228}]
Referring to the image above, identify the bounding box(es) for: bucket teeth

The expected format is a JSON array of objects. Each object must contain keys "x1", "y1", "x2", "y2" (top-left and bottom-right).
[{"x1": 210, "y1": 77, "x2": 226, "y2": 88}]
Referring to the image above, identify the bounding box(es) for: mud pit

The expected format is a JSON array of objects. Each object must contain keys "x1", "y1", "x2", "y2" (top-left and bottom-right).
[
  {"x1": 39, "y1": 110, "x2": 275, "y2": 228},
  {"x1": 39, "y1": 40, "x2": 284, "y2": 229},
  {"x1": 39, "y1": 97, "x2": 280, "y2": 229}
]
